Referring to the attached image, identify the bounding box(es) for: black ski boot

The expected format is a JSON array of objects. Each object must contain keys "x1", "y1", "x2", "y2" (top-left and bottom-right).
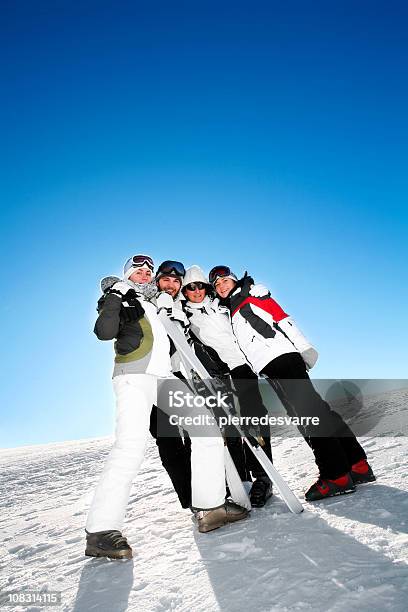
[
  {"x1": 85, "y1": 530, "x2": 133, "y2": 560},
  {"x1": 305, "y1": 473, "x2": 355, "y2": 502},
  {"x1": 250, "y1": 477, "x2": 273, "y2": 508}
]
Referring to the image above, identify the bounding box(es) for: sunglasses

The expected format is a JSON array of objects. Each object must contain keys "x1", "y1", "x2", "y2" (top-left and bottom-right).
[
  {"x1": 157, "y1": 260, "x2": 186, "y2": 278},
  {"x1": 185, "y1": 282, "x2": 207, "y2": 291},
  {"x1": 208, "y1": 265, "x2": 231, "y2": 286}
]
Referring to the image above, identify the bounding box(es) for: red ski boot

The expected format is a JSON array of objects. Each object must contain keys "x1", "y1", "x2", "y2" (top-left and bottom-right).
[
  {"x1": 305, "y1": 473, "x2": 356, "y2": 502},
  {"x1": 350, "y1": 459, "x2": 376, "y2": 484}
]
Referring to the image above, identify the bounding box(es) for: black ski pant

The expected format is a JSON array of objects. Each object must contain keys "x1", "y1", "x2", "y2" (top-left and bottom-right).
[
  {"x1": 149, "y1": 405, "x2": 192, "y2": 508},
  {"x1": 227, "y1": 364, "x2": 273, "y2": 481},
  {"x1": 260, "y1": 352, "x2": 366, "y2": 480}
]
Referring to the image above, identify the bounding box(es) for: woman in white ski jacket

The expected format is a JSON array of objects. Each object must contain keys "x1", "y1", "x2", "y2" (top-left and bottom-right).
[
  {"x1": 182, "y1": 265, "x2": 274, "y2": 507},
  {"x1": 183, "y1": 267, "x2": 246, "y2": 369},
  {"x1": 209, "y1": 265, "x2": 375, "y2": 503}
]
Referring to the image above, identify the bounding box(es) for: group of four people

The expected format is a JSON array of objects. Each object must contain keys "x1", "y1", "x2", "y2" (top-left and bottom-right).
[{"x1": 84, "y1": 255, "x2": 375, "y2": 560}]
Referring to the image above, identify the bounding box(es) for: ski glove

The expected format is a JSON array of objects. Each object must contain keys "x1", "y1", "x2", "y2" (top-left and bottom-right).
[
  {"x1": 156, "y1": 291, "x2": 174, "y2": 312},
  {"x1": 249, "y1": 284, "x2": 270, "y2": 298},
  {"x1": 120, "y1": 288, "x2": 145, "y2": 323},
  {"x1": 103, "y1": 281, "x2": 144, "y2": 322},
  {"x1": 156, "y1": 292, "x2": 189, "y2": 328},
  {"x1": 301, "y1": 348, "x2": 319, "y2": 371},
  {"x1": 277, "y1": 318, "x2": 318, "y2": 370},
  {"x1": 121, "y1": 299, "x2": 145, "y2": 324},
  {"x1": 96, "y1": 278, "x2": 125, "y2": 314},
  {"x1": 110, "y1": 281, "x2": 135, "y2": 298},
  {"x1": 100, "y1": 276, "x2": 121, "y2": 294}
]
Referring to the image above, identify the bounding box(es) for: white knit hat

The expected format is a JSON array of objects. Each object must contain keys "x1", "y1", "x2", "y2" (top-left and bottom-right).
[{"x1": 182, "y1": 265, "x2": 209, "y2": 288}]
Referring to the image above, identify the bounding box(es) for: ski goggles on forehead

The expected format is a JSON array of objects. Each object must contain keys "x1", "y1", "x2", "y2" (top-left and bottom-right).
[
  {"x1": 124, "y1": 254, "x2": 154, "y2": 276},
  {"x1": 209, "y1": 265, "x2": 231, "y2": 286},
  {"x1": 157, "y1": 260, "x2": 186, "y2": 278},
  {"x1": 131, "y1": 255, "x2": 154, "y2": 270}
]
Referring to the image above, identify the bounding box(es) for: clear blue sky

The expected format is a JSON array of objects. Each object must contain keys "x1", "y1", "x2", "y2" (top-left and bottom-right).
[{"x1": 1, "y1": 1, "x2": 407, "y2": 448}]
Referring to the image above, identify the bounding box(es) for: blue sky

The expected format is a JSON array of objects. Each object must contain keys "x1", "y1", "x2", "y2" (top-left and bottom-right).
[{"x1": 1, "y1": 0, "x2": 407, "y2": 448}]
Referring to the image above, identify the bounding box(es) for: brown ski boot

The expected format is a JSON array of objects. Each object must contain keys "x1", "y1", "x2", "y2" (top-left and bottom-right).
[{"x1": 196, "y1": 501, "x2": 249, "y2": 533}]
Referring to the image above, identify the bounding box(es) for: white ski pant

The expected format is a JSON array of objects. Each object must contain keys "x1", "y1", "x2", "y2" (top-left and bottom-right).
[{"x1": 86, "y1": 373, "x2": 225, "y2": 532}]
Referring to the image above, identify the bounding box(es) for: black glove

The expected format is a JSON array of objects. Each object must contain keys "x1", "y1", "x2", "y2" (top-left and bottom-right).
[
  {"x1": 120, "y1": 291, "x2": 145, "y2": 323},
  {"x1": 104, "y1": 281, "x2": 145, "y2": 323}
]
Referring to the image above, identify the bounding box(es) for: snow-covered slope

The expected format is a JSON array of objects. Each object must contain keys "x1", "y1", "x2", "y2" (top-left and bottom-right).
[{"x1": 1, "y1": 432, "x2": 407, "y2": 611}]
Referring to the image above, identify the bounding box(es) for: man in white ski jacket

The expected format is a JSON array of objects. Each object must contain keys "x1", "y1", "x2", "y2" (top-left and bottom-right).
[
  {"x1": 154, "y1": 259, "x2": 190, "y2": 372},
  {"x1": 209, "y1": 265, "x2": 376, "y2": 503},
  {"x1": 182, "y1": 265, "x2": 274, "y2": 507},
  {"x1": 85, "y1": 256, "x2": 248, "y2": 560}
]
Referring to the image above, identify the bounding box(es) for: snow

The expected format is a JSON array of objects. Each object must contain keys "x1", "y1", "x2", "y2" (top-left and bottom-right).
[{"x1": 1, "y1": 429, "x2": 408, "y2": 611}]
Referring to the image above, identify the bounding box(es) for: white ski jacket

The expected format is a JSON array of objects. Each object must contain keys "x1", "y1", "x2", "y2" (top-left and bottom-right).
[
  {"x1": 227, "y1": 277, "x2": 318, "y2": 375},
  {"x1": 184, "y1": 296, "x2": 248, "y2": 371},
  {"x1": 139, "y1": 298, "x2": 173, "y2": 377}
]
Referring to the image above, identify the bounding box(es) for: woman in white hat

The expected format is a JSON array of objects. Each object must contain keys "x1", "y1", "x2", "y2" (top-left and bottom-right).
[{"x1": 182, "y1": 265, "x2": 274, "y2": 508}]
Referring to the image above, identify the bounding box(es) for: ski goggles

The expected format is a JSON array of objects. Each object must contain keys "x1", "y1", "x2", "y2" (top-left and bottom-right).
[
  {"x1": 156, "y1": 260, "x2": 186, "y2": 278},
  {"x1": 209, "y1": 265, "x2": 232, "y2": 286},
  {"x1": 124, "y1": 254, "x2": 154, "y2": 272},
  {"x1": 184, "y1": 282, "x2": 207, "y2": 291}
]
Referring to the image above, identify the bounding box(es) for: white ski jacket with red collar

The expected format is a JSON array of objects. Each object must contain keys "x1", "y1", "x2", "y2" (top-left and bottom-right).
[{"x1": 226, "y1": 276, "x2": 318, "y2": 374}]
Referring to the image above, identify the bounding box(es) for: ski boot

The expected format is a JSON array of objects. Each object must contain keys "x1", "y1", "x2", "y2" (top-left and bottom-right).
[
  {"x1": 350, "y1": 459, "x2": 376, "y2": 484},
  {"x1": 305, "y1": 473, "x2": 356, "y2": 502},
  {"x1": 250, "y1": 477, "x2": 273, "y2": 508},
  {"x1": 85, "y1": 530, "x2": 133, "y2": 559},
  {"x1": 196, "y1": 501, "x2": 249, "y2": 533}
]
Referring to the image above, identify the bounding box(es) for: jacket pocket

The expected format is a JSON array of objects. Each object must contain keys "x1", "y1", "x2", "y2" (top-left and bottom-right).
[{"x1": 115, "y1": 320, "x2": 144, "y2": 355}]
